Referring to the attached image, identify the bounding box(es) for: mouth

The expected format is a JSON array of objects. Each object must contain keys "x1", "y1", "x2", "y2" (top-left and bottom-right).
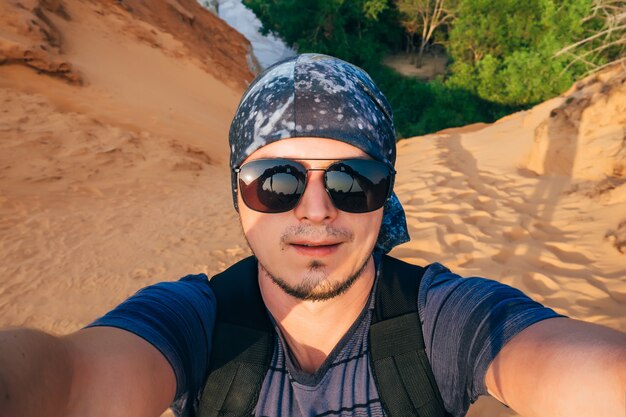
[{"x1": 289, "y1": 241, "x2": 342, "y2": 257}]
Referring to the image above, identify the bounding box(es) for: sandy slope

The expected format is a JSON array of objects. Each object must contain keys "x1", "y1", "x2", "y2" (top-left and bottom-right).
[
  {"x1": 0, "y1": 1, "x2": 625, "y2": 416},
  {"x1": 0, "y1": 0, "x2": 252, "y2": 334},
  {"x1": 393, "y1": 67, "x2": 626, "y2": 334}
]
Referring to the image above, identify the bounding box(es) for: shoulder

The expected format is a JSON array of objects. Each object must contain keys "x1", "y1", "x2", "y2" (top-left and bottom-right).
[
  {"x1": 416, "y1": 262, "x2": 536, "y2": 320},
  {"x1": 87, "y1": 272, "x2": 218, "y2": 355},
  {"x1": 409, "y1": 261, "x2": 562, "y2": 414},
  {"x1": 97, "y1": 273, "x2": 217, "y2": 324},
  {"x1": 142, "y1": 273, "x2": 215, "y2": 305},
  {"x1": 148, "y1": 272, "x2": 213, "y2": 293},
  {"x1": 90, "y1": 273, "x2": 215, "y2": 320},
  {"x1": 416, "y1": 262, "x2": 560, "y2": 345}
]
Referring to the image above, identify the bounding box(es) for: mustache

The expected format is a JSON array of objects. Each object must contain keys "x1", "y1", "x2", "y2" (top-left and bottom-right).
[{"x1": 280, "y1": 224, "x2": 354, "y2": 246}]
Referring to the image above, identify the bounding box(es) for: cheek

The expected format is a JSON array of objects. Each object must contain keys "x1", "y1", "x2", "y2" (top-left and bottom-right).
[
  {"x1": 350, "y1": 210, "x2": 384, "y2": 245},
  {"x1": 238, "y1": 194, "x2": 259, "y2": 235},
  {"x1": 239, "y1": 204, "x2": 284, "y2": 249}
]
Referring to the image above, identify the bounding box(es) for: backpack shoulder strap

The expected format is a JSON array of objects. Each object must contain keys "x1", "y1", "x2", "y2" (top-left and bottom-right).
[
  {"x1": 198, "y1": 256, "x2": 274, "y2": 417},
  {"x1": 370, "y1": 255, "x2": 449, "y2": 417}
]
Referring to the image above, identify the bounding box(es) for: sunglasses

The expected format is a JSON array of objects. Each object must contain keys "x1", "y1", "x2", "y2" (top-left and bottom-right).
[{"x1": 234, "y1": 158, "x2": 395, "y2": 214}]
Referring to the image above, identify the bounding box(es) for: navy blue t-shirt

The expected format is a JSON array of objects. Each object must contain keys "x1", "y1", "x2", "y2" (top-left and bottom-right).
[{"x1": 88, "y1": 259, "x2": 561, "y2": 417}]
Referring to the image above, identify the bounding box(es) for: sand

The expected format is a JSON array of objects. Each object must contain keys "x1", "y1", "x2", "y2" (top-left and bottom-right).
[
  {"x1": 1, "y1": 1, "x2": 624, "y2": 416},
  {"x1": 383, "y1": 52, "x2": 448, "y2": 80}
]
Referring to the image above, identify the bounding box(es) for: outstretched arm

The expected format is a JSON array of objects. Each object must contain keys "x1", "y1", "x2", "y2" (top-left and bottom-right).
[
  {"x1": 486, "y1": 317, "x2": 626, "y2": 417},
  {"x1": 0, "y1": 326, "x2": 176, "y2": 417}
]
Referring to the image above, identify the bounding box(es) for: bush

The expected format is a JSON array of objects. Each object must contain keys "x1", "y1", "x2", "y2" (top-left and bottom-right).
[{"x1": 446, "y1": 0, "x2": 600, "y2": 106}]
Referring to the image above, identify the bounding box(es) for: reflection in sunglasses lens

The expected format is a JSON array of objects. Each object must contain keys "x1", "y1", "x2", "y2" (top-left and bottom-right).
[
  {"x1": 326, "y1": 161, "x2": 390, "y2": 213},
  {"x1": 239, "y1": 159, "x2": 391, "y2": 213},
  {"x1": 258, "y1": 170, "x2": 304, "y2": 209},
  {"x1": 326, "y1": 170, "x2": 367, "y2": 212},
  {"x1": 240, "y1": 160, "x2": 306, "y2": 213}
]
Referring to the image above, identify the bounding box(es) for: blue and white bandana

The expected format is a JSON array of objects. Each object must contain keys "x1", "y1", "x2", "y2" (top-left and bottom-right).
[{"x1": 228, "y1": 53, "x2": 409, "y2": 253}]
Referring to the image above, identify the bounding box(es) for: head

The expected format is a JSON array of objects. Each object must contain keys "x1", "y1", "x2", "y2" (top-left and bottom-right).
[{"x1": 229, "y1": 54, "x2": 409, "y2": 301}]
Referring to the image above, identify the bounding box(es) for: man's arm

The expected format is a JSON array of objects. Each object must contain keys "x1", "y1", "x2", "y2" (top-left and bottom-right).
[
  {"x1": 0, "y1": 326, "x2": 176, "y2": 417},
  {"x1": 486, "y1": 317, "x2": 626, "y2": 417}
]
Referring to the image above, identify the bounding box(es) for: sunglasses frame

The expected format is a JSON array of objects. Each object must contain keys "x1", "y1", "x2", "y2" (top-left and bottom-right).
[{"x1": 234, "y1": 158, "x2": 396, "y2": 214}]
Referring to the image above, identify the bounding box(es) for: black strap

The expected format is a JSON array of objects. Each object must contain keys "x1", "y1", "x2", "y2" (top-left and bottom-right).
[
  {"x1": 198, "y1": 256, "x2": 274, "y2": 417},
  {"x1": 369, "y1": 255, "x2": 449, "y2": 417}
]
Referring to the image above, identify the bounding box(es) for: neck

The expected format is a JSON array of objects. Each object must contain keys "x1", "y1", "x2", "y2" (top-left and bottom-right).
[{"x1": 259, "y1": 256, "x2": 376, "y2": 373}]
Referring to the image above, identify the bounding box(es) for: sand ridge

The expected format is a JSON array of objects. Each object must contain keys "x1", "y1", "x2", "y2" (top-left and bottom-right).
[
  {"x1": 393, "y1": 72, "x2": 626, "y2": 415},
  {"x1": 0, "y1": 0, "x2": 81, "y2": 83}
]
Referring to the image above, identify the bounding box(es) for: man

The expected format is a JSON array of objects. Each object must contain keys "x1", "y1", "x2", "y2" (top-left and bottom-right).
[{"x1": 1, "y1": 54, "x2": 625, "y2": 417}]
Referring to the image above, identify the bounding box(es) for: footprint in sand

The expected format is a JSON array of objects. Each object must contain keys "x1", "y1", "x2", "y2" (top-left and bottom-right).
[
  {"x1": 443, "y1": 233, "x2": 475, "y2": 252},
  {"x1": 502, "y1": 225, "x2": 530, "y2": 242},
  {"x1": 491, "y1": 247, "x2": 515, "y2": 264},
  {"x1": 471, "y1": 195, "x2": 497, "y2": 212},
  {"x1": 463, "y1": 213, "x2": 491, "y2": 228},
  {"x1": 521, "y1": 272, "x2": 560, "y2": 294},
  {"x1": 544, "y1": 243, "x2": 593, "y2": 264}
]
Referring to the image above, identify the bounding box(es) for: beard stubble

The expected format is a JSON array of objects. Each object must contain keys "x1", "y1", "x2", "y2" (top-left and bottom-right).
[{"x1": 245, "y1": 223, "x2": 373, "y2": 301}]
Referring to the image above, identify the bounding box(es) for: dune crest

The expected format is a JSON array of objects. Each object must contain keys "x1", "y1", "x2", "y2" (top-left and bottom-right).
[
  {"x1": 0, "y1": 0, "x2": 256, "y2": 88},
  {"x1": 525, "y1": 66, "x2": 626, "y2": 182},
  {"x1": 0, "y1": 0, "x2": 252, "y2": 337},
  {"x1": 0, "y1": 0, "x2": 81, "y2": 83}
]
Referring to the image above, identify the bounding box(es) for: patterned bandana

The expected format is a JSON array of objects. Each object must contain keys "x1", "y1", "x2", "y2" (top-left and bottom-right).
[{"x1": 229, "y1": 53, "x2": 409, "y2": 253}]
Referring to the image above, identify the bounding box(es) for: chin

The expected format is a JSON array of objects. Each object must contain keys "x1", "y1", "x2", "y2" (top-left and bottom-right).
[{"x1": 259, "y1": 250, "x2": 373, "y2": 301}]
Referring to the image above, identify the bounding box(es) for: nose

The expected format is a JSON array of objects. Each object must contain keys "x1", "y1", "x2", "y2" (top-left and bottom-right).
[{"x1": 293, "y1": 171, "x2": 338, "y2": 223}]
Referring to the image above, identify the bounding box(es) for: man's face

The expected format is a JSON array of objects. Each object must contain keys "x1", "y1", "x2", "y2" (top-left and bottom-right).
[{"x1": 237, "y1": 137, "x2": 384, "y2": 301}]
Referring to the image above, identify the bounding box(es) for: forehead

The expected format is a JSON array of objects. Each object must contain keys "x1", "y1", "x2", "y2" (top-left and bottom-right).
[{"x1": 244, "y1": 137, "x2": 369, "y2": 162}]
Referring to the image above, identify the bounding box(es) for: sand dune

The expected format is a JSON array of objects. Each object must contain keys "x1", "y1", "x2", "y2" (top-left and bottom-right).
[
  {"x1": 0, "y1": 0, "x2": 252, "y2": 335},
  {"x1": 0, "y1": 1, "x2": 624, "y2": 417}
]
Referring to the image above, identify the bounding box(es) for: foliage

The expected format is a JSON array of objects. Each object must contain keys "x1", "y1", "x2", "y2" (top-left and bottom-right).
[
  {"x1": 369, "y1": 66, "x2": 517, "y2": 137},
  {"x1": 242, "y1": 0, "x2": 514, "y2": 138},
  {"x1": 363, "y1": 0, "x2": 390, "y2": 19},
  {"x1": 556, "y1": 0, "x2": 626, "y2": 74},
  {"x1": 446, "y1": 0, "x2": 600, "y2": 106}
]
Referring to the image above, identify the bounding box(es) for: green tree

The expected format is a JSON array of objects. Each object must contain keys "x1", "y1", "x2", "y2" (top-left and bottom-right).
[{"x1": 446, "y1": 0, "x2": 598, "y2": 106}]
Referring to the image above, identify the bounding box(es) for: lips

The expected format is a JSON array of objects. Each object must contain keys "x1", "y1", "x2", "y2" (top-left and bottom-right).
[{"x1": 289, "y1": 241, "x2": 342, "y2": 257}]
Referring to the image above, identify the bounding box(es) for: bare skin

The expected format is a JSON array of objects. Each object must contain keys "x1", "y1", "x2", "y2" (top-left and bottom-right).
[
  {"x1": 485, "y1": 317, "x2": 626, "y2": 417},
  {"x1": 1, "y1": 137, "x2": 625, "y2": 417},
  {"x1": 0, "y1": 326, "x2": 175, "y2": 417}
]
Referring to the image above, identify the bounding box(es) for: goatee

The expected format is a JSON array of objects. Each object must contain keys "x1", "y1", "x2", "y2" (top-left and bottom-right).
[{"x1": 259, "y1": 256, "x2": 371, "y2": 301}]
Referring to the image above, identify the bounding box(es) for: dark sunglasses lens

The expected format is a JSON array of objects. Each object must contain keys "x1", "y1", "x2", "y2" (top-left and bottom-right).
[
  {"x1": 325, "y1": 160, "x2": 392, "y2": 213},
  {"x1": 238, "y1": 160, "x2": 306, "y2": 213}
]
